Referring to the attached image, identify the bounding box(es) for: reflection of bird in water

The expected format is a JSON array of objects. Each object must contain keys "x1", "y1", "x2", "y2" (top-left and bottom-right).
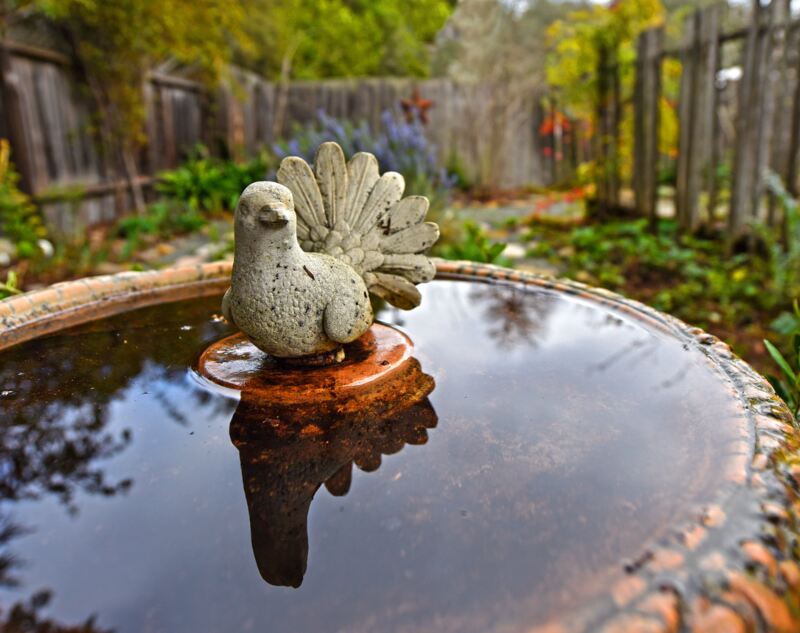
[
  {"x1": 469, "y1": 285, "x2": 554, "y2": 350},
  {"x1": 229, "y1": 361, "x2": 437, "y2": 588}
]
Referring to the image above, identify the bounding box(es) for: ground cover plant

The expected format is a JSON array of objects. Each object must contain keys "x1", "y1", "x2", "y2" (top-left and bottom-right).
[
  {"x1": 521, "y1": 214, "x2": 798, "y2": 374},
  {"x1": 437, "y1": 220, "x2": 511, "y2": 265}
]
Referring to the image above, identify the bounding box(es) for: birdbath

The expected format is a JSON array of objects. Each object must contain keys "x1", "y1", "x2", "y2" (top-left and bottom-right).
[{"x1": 0, "y1": 146, "x2": 798, "y2": 633}]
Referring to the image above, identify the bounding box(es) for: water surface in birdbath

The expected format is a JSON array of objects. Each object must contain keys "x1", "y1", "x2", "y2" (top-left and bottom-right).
[{"x1": 0, "y1": 279, "x2": 744, "y2": 632}]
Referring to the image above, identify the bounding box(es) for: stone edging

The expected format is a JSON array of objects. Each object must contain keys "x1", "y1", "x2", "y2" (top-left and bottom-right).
[{"x1": 1, "y1": 259, "x2": 798, "y2": 632}]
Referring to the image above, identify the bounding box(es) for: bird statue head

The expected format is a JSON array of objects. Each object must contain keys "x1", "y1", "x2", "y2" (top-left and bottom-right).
[{"x1": 234, "y1": 182, "x2": 297, "y2": 250}]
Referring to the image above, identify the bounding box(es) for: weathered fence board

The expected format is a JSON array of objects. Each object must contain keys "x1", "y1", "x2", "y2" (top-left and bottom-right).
[
  {"x1": 786, "y1": 30, "x2": 800, "y2": 197},
  {"x1": 595, "y1": 43, "x2": 621, "y2": 210},
  {"x1": 624, "y1": 2, "x2": 800, "y2": 241},
  {"x1": 675, "y1": 5, "x2": 720, "y2": 232},
  {"x1": 729, "y1": 0, "x2": 789, "y2": 237},
  {"x1": 633, "y1": 27, "x2": 664, "y2": 225}
]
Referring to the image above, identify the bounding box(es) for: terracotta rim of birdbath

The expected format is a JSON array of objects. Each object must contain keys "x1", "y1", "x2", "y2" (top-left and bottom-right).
[{"x1": 0, "y1": 259, "x2": 798, "y2": 632}]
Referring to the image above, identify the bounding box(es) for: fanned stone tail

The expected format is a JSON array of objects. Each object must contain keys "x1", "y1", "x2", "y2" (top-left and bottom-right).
[{"x1": 276, "y1": 141, "x2": 439, "y2": 309}]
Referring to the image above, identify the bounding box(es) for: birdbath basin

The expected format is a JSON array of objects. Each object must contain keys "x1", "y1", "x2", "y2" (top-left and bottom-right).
[{"x1": 0, "y1": 261, "x2": 797, "y2": 632}]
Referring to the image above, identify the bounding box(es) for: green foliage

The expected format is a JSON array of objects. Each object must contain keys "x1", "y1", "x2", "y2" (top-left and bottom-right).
[
  {"x1": 116, "y1": 200, "x2": 205, "y2": 240},
  {"x1": 764, "y1": 301, "x2": 800, "y2": 418},
  {"x1": 529, "y1": 218, "x2": 775, "y2": 328},
  {"x1": 773, "y1": 308, "x2": 800, "y2": 337},
  {"x1": 0, "y1": 269, "x2": 21, "y2": 300},
  {"x1": 438, "y1": 220, "x2": 509, "y2": 265},
  {"x1": 0, "y1": 140, "x2": 47, "y2": 261},
  {"x1": 761, "y1": 171, "x2": 800, "y2": 303},
  {"x1": 29, "y1": 0, "x2": 254, "y2": 147},
  {"x1": 658, "y1": 162, "x2": 677, "y2": 187},
  {"x1": 115, "y1": 149, "x2": 268, "y2": 261},
  {"x1": 444, "y1": 151, "x2": 474, "y2": 192},
  {"x1": 246, "y1": 0, "x2": 454, "y2": 79},
  {"x1": 756, "y1": 174, "x2": 800, "y2": 417},
  {"x1": 156, "y1": 147, "x2": 269, "y2": 214}
]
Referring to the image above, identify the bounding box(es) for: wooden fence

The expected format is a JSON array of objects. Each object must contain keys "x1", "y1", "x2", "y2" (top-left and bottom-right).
[
  {"x1": 0, "y1": 41, "x2": 547, "y2": 234},
  {"x1": 628, "y1": 2, "x2": 800, "y2": 239}
]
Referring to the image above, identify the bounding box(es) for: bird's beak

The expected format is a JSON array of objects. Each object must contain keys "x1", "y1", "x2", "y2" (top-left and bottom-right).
[{"x1": 257, "y1": 205, "x2": 290, "y2": 228}]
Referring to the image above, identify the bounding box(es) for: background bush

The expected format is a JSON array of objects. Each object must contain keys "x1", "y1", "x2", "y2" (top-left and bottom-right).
[
  {"x1": 0, "y1": 140, "x2": 47, "y2": 261},
  {"x1": 273, "y1": 109, "x2": 455, "y2": 212},
  {"x1": 156, "y1": 147, "x2": 270, "y2": 215}
]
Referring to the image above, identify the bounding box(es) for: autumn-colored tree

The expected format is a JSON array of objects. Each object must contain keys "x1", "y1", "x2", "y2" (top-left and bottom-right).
[
  {"x1": 546, "y1": 0, "x2": 665, "y2": 200},
  {"x1": 547, "y1": 0, "x2": 664, "y2": 116}
]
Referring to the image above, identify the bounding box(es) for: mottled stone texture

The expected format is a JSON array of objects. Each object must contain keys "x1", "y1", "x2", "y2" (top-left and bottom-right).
[
  {"x1": 224, "y1": 182, "x2": 372, "y2": 358},
  {"x1": 225, "y1": 142, "x2": 439, "y2": 358}
]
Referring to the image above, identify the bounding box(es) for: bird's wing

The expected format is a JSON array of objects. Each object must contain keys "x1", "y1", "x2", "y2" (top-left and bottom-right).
[
  {"x1": 276, "y1": 142, "x2": 439, "y2": 310},
  {"x1": 323, "y1": 290, "x2": 372, "y2": 344}
]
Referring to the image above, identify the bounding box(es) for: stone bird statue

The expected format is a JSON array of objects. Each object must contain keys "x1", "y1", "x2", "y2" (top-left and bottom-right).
[{"x1": 222, "y1": 142, "x2": 439, "y2": 361}]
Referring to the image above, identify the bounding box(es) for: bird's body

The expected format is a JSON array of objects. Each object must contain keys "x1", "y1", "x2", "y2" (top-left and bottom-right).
[
  {"x1": 224, "y1": 142, "x2": 438, "y2": 360},
  {"x1": 225, "y1": 248, "x2": 372, "y2": 358}
]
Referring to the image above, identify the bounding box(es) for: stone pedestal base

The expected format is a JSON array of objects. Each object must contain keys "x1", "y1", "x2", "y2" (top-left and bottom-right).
[{"x1": 196, "y1": 324, "x2": 431, "y2": 419}]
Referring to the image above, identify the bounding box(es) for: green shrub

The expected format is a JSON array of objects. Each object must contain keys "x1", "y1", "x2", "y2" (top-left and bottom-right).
[
  {"x1": 116, "y1": 200, "x2": 207, "y2": 261},
  {"x1": 156, "y1": 146, "x2": 269, "y2": 214},
  {"x1": 444, "y1": 151, "x2": 473, "y2": 192},
  {"x1": 117, "y1": 200, "x2": 205, "y2": 239},
  {"x1": 527, "y1": 217, "x2": 778, "y2": 330},
  {"x1": 658, "y1": 162, "x2": 677, "y2": 187},
  {"x1": 0, "y1": 140, "x2": 47, "y2": 260},
  {"x1": 773, "y1": 308, "x2": 800, "y2": 337}
]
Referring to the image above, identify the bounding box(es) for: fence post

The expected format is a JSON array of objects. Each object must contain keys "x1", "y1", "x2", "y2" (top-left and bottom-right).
[
  {"x1": 675, "y1": 6, "x2": 720, "y2": 233},
  {"x1": 729, "y1": 0, "x2": 786, "y2": 239},
  {"x1": 595, "y1": 42, "x2": 620, "y2": 213},
  {"x1": 786, "y1": 41, "x2": 800, "y2": 197},
  {"x1": 633, "y1": 27, "x2": 664, "y2": 228}
]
